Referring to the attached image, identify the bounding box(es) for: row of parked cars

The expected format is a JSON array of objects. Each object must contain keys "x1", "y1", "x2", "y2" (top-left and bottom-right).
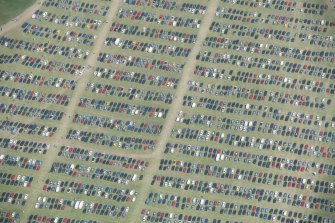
[
  {"x1": 66, "y1": 129, "x2": 157, "y2": 151},
  {"x1": 151, "y1": 174, "x2": 335, "y2": 216},
  {"x1": 117, "y1": 8, "x2": 202, "y2": 29},
  {"x1": 50, "y1": 162, "x2": 143, "y2": 185},
  {"x1": 42, "y1": 0, "x2": 110, "y2": 16},
  {"x1": 0, "y1": 192, "x2": 28, "y2": 206},
  {"x1": 93, "y1": 67, "x2": 179, "y2": 89},
  {"x1": 86, "y1": 81, "x2": 175, "y2": 104},
  {"x1": 125, "y1": 0, "x2": 207, "y2": 15},
  {"x1": 0, "y1": 84, "x2": 66, "y2": 105},
  {"x1": 0, "y1": 154, "x2": 43, "y2": 171},
  {"x1": 110, "y1": 22, "x2": 198, "y2": 44},
  {"x1": 58, "y1": 145, "x2": 149, "y2": 171},
  {"x1": 21, "y1": 22, "x2": 96, "y2": 46},
  {"x1": 177, "y1": 108, "x2": 334, "y2": 143},
  {"x1": 165, "y1": 143, "x2": 334, "y2": 176},
  {"x1": 31, "y1": 9, "x2": 102, "y2": 30},
  {"x1": 0, "y1": 172, "x2": 33, "y2": 188},
  {"x1": 0, "y1": 211, "x2": 20, "y2": 223},
  {"x1": 158, "y1": 158, "x2": 334, "y2": 192},
  {"x1": 145, "y1": 190, "x2": 331, "y2": 222},
  {"x1": 193, "y1": 65, "x2": 335, "y2": 94},
  {"x1": 73, "y1": 113, "x2": 162, "y2": 134},
  {"x1": 0, "y1": 53, "x2": 85, "y2": 75},
  {"x1": 28, "y1": 215, "x2": 96, "y2": 223},
  {"x1": 105, "y1": 37, "x2": 191, "y2": 58},
  {"x1": 141, "y1": 208, "x2": 210, "y2": 223},
  {"x1": 203, "y1": 35, "x2": 334, "y2": 62},
  {"x1": 0, "y1": 70, "x2": 77, "y2": 90},
  {"x1": 0, "y1": 36, "x2": 89, "y2": 60},
  {"x1": 43, "y1": 179, "x2": 137, "y2": 203},
  {"x1": 0, "y1": 138, "x2": 50, "y2": 154},
  {"x1": 0, "y1": 120, "x2": 57, "y2": 137},
  {"x1": 78, "y1": 97, "x2": 169, "y2": 119},
  {"x1": 0, "y1": 103, "x2": 64, "y2": 121},
  {"x1": 34, "y1": 195, "x2": 129, "y2": 218},
  {"x1": 97, "y1": 52, "x2": 184, "y2": 73}
]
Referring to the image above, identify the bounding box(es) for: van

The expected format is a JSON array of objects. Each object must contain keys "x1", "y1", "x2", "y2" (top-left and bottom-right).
[
  {"x1": 114, "y1": 38, "x2": 120, "y2": 46},
  {"x1": 220, "y1": 154, "x2": 225, "y2": 160},
  {"x1": 79, "y1": 201, "x2": 84, "y2": 209},
  {"x1": 74, "y1": 201, "x2": 79, "y2": 209}
]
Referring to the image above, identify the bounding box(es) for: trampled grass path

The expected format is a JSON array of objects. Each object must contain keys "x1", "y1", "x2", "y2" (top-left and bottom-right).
[
  {"x1": 19, "y1": 0, "x2": 122, "y2": 221},
  {"x1": 126, "y1": 0, "x2": 220, "y2": 222}
]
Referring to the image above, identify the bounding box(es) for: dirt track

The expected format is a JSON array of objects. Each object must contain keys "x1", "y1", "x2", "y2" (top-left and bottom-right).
[
  {"x1": 126, "y1": 0, "x2": 220, "y2": 221},
  {"x1": 19, "y1": 0, "x2": 122, "y2": 221}
]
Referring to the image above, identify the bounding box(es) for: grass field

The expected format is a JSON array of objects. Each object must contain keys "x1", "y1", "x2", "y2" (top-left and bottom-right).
[
  {"x1": 0, "y1": 0, "x2": 36, "y2": 25},
  {"x1": 0, "y1": 0, "x2": 334, "y2": 222}
]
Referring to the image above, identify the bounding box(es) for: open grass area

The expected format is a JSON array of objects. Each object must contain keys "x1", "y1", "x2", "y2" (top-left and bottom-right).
[{"x1": 0, "y1": 0, "x2": 36, "y2": 25}]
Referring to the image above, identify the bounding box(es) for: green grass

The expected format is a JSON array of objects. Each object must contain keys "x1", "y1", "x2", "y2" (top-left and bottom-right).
[
  {"x1": 0, "y1": 0, "x2": 36, "y2": 26},
  {"x1": 0, "y1": 0, "x2": 334, "y2": 222}
]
